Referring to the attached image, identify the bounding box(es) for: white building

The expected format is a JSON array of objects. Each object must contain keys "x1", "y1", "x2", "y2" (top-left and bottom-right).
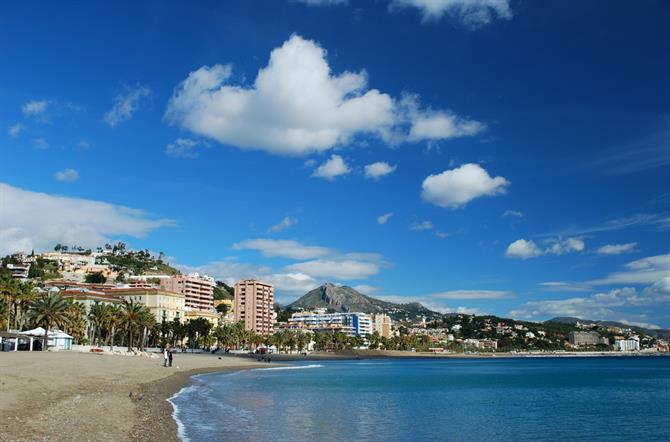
[
  {"x1": 289, "y1": 311, "x2": 372, "y2": 337},
  {"x1": 615, "y1": 337, "x2": 640, "y2": 352}
]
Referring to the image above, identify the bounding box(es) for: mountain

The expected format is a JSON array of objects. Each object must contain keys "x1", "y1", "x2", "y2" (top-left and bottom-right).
[
  {"x1": 546, "y1": 317, "x2": 670, "y2": 338},
  {"x1": 288, "y1": 283, "x2": 442, "y2": 322}
]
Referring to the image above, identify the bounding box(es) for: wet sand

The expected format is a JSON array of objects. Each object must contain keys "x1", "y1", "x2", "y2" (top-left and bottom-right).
[{"x1": 0, "y1": 351, "x2": 266, "y2": 442}]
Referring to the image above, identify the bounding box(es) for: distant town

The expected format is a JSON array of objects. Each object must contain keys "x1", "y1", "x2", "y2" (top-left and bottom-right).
[{"x1": 1, "y1": 243, "x2": 668, "y2": 355}]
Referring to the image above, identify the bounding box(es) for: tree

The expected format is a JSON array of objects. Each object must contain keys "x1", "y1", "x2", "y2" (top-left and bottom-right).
[
  {"x1": 85, "y1": 272, "x2": 107, "y2": 284},
  {"x1": 121, "y1": 300, "x2": 146, "y2": 352},
  {"x1": 105, "y1": 305, "x2": 122, "y2": 350},
  {"x1": 216, "y1": 303, "x2": 229, "y2": 315},
  {"x1": 64, "y1": 302, "x2": 87, "y2": 343},
  {"x1": 89, "y1": 302, "x2": 109, "y2": 345},
  {"x1": 28, "y1": 294, "x2": 71, "y2": 351}
]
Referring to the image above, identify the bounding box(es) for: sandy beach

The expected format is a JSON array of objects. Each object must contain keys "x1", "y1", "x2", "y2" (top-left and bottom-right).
[{"x1": 0, "y1": 351, "x2": 266, "y2": 442}]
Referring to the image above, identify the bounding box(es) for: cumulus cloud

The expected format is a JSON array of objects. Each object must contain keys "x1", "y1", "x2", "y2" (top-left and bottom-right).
[
  {"x1": 377, "y1": 212, "x2": 393, "y2": 225},
  {"x1": 402, "y1": 94, "x2": 485, "y2": 142},
  {"x1": 353, "y1": 284, "x2": 379, "y2": 295},
  {"x1": 421, "y1": 163, "x2": 509, "y2": 209},
  {"x1": 104, "y1": 85, "x2": 151, "y2": 127},
  {"x1": 165, "y1": 138, "x2": 202, "y2": 158},
  {"x1": 589, "y1": 253, "x2": 670, "y2": 285},
  {"x1": 165, "y1": 34, "x2": 483, "y2": 156},
  {"x1": 312, "y1": 154, "x2": 351, "y2": 180},
  {"x1": 0, "y1": 182, "x2": 173, "y2": 256},
  {"x1": 597, "y1": 242, "x2": 637, "y2": 255},
  {"x1": 364, "y1": 162, "x2": 397, "y2": 180},
  {"x1": 233, "y1": 238, "x2": 331, "y2": 260},
  {"x1": 505, "y1": 239, "x2": 541, "y2": 259},
  {"x1": 22, "y1": 100, "x2": 48, "y2": 116},
  {"x1": 510, "y1": 284, "x2": 668, "y2": 328},
  {"x1": 8, "y1": 123, "x2": 24, "y2": 138},
  {"x1": 506, "y1": 237, "x2": 585, "y2": 260},
  {"x1": 54, "y1": 168, "x2": 79, "y2": 182},
  {"x1": 389, "y1": 0, "x2": 512, "y2": 27},
  {"x1": 268, "y1": 216, "x2": 298, "y2": 233},
  {"x1": 410, "y1": 220, "x2": 434, "y2": 231}
]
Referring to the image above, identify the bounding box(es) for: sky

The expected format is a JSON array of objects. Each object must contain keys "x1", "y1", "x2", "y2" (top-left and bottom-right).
[{"x1": 1, "y1": 0, "x2": 669, "y2": 327}]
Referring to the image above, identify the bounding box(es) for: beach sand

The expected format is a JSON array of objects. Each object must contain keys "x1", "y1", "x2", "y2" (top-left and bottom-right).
[{"x1": 0, "y1": 351, "x2": 266, "y2": 442}]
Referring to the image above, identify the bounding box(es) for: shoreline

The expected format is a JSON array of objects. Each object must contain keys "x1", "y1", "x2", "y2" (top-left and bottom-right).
[
  {"x1": 0, "y1": 352, "x2": 269, "y2": 442},
  {"x1": 227, "y1": 349, "x2": 670, "y2": 362}
]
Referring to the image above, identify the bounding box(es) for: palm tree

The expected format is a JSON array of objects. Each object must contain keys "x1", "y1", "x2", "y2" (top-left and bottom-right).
[
  {"x1": 1, "y1": 276, "x2": 20, "y2": 332},
  {"x1": 88, "y1": 302, "x2": 108, "y2": 345},
  {"x1": 105, "y1": 305, "x2": 122, "y2": 351},
  {"x1": 137, "y1": 309, "x2": 156, "y2": 351},
  {"x1": 28, "y1": 294, "x2": 71, "y2": 351},
  {"x1": 64, "y1": 302, "x2": 87, "y2": 343},
  {"x1": 121, "y1": 300, "x2": 145, "y2": 352}
]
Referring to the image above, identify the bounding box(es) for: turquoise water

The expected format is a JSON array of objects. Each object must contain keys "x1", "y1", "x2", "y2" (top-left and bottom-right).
[{"x1": 170, "y1": 357, "x2": 670, "y2": 441}]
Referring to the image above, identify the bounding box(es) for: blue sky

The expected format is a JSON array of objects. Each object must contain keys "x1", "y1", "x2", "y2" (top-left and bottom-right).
[{"x1": 1, "y1": 0, "x2": 669, "y2": 327}]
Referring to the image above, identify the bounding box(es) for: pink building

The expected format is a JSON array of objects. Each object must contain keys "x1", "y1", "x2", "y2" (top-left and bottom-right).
[
  {"x1": 234, "y1": 279, "x2": 275, "y2": 335},
  {"x1": 161, "y1": 273, "x2": 215, "y2": 311}
]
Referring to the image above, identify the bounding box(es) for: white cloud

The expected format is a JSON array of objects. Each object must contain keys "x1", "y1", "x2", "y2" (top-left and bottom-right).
[
  {"x1": 431, "y1": 290, "x2": 514, "y2": 299},
  {"x1": 22, "y1": 100, "x2": 48, "y2": 116},
  {"x1": 389, "y1": 0, "x2": 512, "y2": 27},
  {"x1": 503, "y1": 209, "x2": 524, "y2": 218},
  {"x1": 377, "y1": 212, "x2": 393, "y2": 225},
  {"x1": 403, "y1": 94, "x2": 485, "y2": 142},
  {"x1": 8, "y1": 123, "x2": 24, "y2": 138},
  {"x1": 597, "y1": 242, "x2": 637, "y2": 255},
  {"x1": 506, "y1": 237, "x2": 585, "y2": 260},
  {"x1": 434, "y1": 231, "x2": 450, "y2": 239},
  {"x1": 364, "y1": 162, "x2": 396, "y2": 180},
  {"x1": 353, "y1": 284, "x2": 379, "y2": 295},
  {"x1": 268, "y1": 216, "x2": 298, "y2": 233},
  {"x1": 589, "y1": 253, "x2": 670, "y2": 285},
  {"x1": 505, "y1": 239, "x2": 542, "y2": 259},
  {"x1": 233, "y1": 238, "x2": 331, "y2": 260},
  {"x1": 165, "y1": 34, "x2": 482, "y2": 156},
  {"x1": 165, "y1": 138, "x2": 201, "y2": 158},
  {"x1": 33, "y1": 138, "x2": 49, "y2": 149},
  {"x1": 0, "y1": 182, "x2": 173, "y2": 256},
  {"x1": 510, "y1": 285, "x2": 665, "y2": 329},
  {"x1": 104, "y1": 85, "x2": 151, "y2": 127},
  {"x1": 421, "y1": 163, "x2": 509, "y2": 209},
  {"x1": 312, "y1": 154, "x2": 351, "y2": 180},
  {"x1": 410, "y1": 220, "x2": 434, "y2": 231},
  {"x1": 545, "y1": 237, "x2": 585, "y2": 255},
  {"x1": 286, "y1": 258, "x2": 380, "y2": 280},
  {"x1": 54, "y1": 168, "x2": 79, "y2": 182}
]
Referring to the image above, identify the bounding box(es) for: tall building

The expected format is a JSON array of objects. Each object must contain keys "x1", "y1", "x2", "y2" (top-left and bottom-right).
[
  {"x1": 161, "y1": 273, "x2": 215, "y2": 311},
  {"x1": 371, "y1": 313, "x2": 392, "y2": 338},
  {"x1": 568, "y1": 331, "x2": 601, "y2": 347},
  {"x1": 234, "y1": 279, "x2": 275, "y2": 335}
]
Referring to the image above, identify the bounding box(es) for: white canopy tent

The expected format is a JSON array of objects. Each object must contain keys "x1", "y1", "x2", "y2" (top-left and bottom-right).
[{"x1": 22, "y1": 327, "x2": 74, "y2": 350}]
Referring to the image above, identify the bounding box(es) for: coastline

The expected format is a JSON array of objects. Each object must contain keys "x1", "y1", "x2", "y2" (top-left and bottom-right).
[{"x1": 0, "y1": 351, "x2": 268, "y2": 442}]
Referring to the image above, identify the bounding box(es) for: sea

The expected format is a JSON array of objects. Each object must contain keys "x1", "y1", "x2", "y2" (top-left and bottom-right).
[{"x1": 169, "y1": 356, "x2": 670, "y2": 442}]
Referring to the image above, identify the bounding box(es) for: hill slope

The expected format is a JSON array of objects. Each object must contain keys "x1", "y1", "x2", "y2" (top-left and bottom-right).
[{"x1": 289, "y1": 283, "x2": 441, "y2": 322}]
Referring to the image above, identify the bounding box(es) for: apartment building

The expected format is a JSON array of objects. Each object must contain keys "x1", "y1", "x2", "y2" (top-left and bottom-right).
[
  {"x1": 234, "y1": 279, "x2": 275, "y2": 335},
  {"x1": 106, "y1": 287, "x2": 186, "y2": 323},
  {"x1": 161, "y1": 273, "x2": 215, "y2": 311},
  {"x1": 371, "y1": 313, "x2": 393, "y2": 338},
  {"x1": 289, "y1": 310, "x2": 372, "y2": 337}
]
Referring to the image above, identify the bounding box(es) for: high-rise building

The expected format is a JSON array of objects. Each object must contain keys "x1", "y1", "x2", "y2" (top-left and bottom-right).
[
  {"x1": 161, "y1": 273, "x2": 215, "y2": 311},
  {"x1": 371, "y1": 313, "x2": 393, "y2": 338},
  {"x1": 234, "y1": 279, "x2": 275, "y2": 335},
  {"x1": 568, "y1": 331, "x2": 601, "y2": 347},
  {"x1": 288, "y1": 311, "x2": 372, "y2": 337}
]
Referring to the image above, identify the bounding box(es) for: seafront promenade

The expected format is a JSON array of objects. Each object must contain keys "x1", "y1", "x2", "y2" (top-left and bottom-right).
[{"x1": 0, "y1": 352, "x2": 265, "y2": 442}]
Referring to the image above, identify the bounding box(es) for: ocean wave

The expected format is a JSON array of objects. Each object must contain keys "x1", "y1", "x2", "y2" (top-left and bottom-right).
[
  {"x1": 168, "y1": 387, "x2": 194, "y2": 442},
  {"x1": 254, "y1": 364, "x2": 323, "y2": 371}
]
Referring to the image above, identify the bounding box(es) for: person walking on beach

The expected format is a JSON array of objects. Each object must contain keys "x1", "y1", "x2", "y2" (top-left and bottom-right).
[
  {"x1": 168, "y1": 348, "x2": 174, "y2": 367},
  {"x1": 163, "y1": 348, "x2": 169, "y2": 367}
]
